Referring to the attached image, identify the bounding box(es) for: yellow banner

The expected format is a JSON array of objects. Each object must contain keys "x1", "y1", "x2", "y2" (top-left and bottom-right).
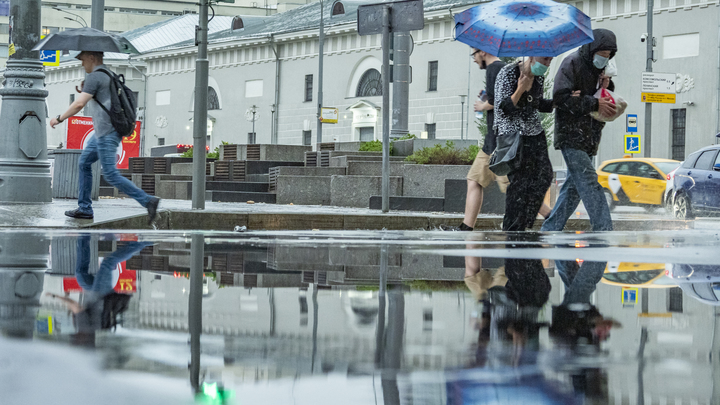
[{"x1": 641, "y1": 92, "x2": 676, "y2": 104}]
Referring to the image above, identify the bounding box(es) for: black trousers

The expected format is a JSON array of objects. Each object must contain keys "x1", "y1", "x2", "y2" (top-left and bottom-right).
[{"x1": 502, "y1": 133, "x2": 553, "y2": 232}]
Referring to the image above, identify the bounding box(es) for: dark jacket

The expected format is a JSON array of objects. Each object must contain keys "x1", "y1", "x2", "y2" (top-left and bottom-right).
[{"x1": 552, "y1": 29, "x2": 617, "y2": 156}]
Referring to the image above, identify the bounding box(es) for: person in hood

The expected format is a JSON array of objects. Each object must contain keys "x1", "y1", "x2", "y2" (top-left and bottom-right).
[{"x1": 541, "y1": 29, "x2": 618, "y2": 232}]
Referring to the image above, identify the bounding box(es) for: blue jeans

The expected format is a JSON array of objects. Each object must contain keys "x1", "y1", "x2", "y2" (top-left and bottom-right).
[
  {"x1": 75, "y1": 234, "x2": 153, "y2": 295},
  {"x1": 78, "y1": 132, "x2": 151, "y2": 214},
  {"x1": 541, "y1": 148, "x2": 613, "y2": 232}
]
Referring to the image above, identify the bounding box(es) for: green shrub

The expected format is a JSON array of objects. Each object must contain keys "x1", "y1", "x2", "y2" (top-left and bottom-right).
[
  {"x1": 359, "y1": 139, "x2": 394, "y2": 155},
  {"x1": 404, "y1": 140, "x2": 478, "y2": 165}
]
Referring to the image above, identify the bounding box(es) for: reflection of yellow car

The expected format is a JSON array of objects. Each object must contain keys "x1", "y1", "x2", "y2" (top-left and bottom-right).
[
  {"x1": 597, "y1": 158, "x2": 681, "y2": 211},
  {"x1": 601, "y1": 262, "x2": 676, "y2": 288}
]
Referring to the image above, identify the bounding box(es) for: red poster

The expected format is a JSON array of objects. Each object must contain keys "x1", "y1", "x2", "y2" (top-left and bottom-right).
[
  {"x1": 63, "y1": 261, "x2": 137, "y2": 294},
  {"x1": 66, "y1": 116, "x2": 141, "y2": 169}
]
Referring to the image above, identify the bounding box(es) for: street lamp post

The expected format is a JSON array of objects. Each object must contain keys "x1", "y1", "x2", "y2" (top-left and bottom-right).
[
  {"x1": 459, "y1": 95, "x2": 467, "y2": 140},
  {"x1": 52, "y1": 6, "x2": 88, "y2": 27},
  {"x1": 0, "y1": 0, "x2": 52, "y2": 203},
  {"x1": 191, "y1": 0, "x2": 209, "y2": 210},
  {"x1": 316, "y1": 0, "x2": 325, "y2": 161}
]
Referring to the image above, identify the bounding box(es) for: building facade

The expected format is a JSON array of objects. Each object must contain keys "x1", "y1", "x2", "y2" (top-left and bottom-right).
[{"x1": 41, "y1": 0, "x2": 720, "y2": 167}]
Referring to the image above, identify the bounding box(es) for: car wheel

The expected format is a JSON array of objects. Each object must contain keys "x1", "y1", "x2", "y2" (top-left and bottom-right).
[
  {"x1": 664, "y1": 194, "x2": 674, "y2": 214},
  {"x1": 603, "y1": 189, "x2": 616, "y2": 212},
  {"x1": 674, "y1": 193, "x2": 695, "y2": 220}
]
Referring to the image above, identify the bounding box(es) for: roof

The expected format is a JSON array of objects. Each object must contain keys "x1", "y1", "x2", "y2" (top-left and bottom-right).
[
  {"x1": 158, "y1": 0, "x2": 483, "y2": 51},
  {"x1": 122, "y1": 13, "x2": 237, "y2": 53}
]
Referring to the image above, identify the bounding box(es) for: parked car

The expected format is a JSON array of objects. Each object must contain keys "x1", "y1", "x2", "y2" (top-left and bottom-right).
[
  {"x1": 554, "y1": 168, "x2": 567, "y2": 191},
  {"x1": 665, "y1": 263, "x2": 720, "y2": 306},
  {"x1": 601, "y1": 262, "x2": 676, "y2": 289},
  {"x1": 671, "y1": 145, "x2": 720, "y2": 219},
  {"x1": 597, "y1": 158, "x2": 681, "y2": 212},
  {"x1": 663, "y1": 164, "x2": 681, "y2": 213}
]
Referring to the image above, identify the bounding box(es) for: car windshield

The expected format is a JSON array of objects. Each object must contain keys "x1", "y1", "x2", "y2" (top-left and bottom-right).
[{"x1": 654, "y1": 162, "x2": 680, "y2": 175}]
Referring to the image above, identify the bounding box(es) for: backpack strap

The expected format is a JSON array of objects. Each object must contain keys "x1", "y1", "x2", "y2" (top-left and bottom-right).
[{"x1": 91, "y1": 68, "x2": 115, "y2": 116}]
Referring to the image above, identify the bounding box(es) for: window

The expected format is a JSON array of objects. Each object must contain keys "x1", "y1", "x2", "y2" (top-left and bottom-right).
[
  {"x1": 671, "y1": 109, "x2": 686, "y2": 161},
  {"x1": 245, "y1": 79, "x2": 263, "y2": 98},
  {"x1": 694, "y1": 150, "x2": 717, "y2": 170},
  {"x1": 355, "y1": 69, "x2": 382, "y2": 97},
  {"x1": 601, "y1": 162, "x2": 619, "y2": 173},
  {"x1": 714, "y1": 151, "x2": 720, "y2": 169},
  {"x1": 425, "y1": 123, "x2": 436, "y2": 140},
  {"x1": 303, "y1": 130, "x2": 312, "y2": 146},
  {"x1": 0, "y1": 23, "x2": 9, "y2": 35},
  {"x1": 332, "y1": 1, "x2": 345, "y2": 15},
  {"x1": 304, "y1": 74, "x2": 313, "y2": 102},
  {"x1": 232, "y1": 16, "x2": 244, "y2": 30},
  {"x1": 636, "y1": 163, "x2": 660, "y2": 179},
  {"x1": 668, "y1": 287, "x2": 683, "y2": 313},
  {"x1": 422, "y1": 309, "x2": 433, "y2": 332},
  {"x1": 69, "y1": 94, "x2": 75, "y2": 104},
  {"x1": 682, "y1": 152, "x2": 700, "y2": 168},
  {"x1": 158, "y1": 138, "x2": 165, "y2": 146},
  {"x1": 359, "y1": 127, "x2": 374, "y2": 141},
  {"x1": 427, "y1": 61, "x2": 438, "y2": 91},
  {"x1": 615, "y1": 162, "x2": 633, "y2": 175},
  {"x1": 247, "y1": 132, "x2": 257, "y2": 144},
  {"x1": 208, "y1": 87, "x2": 220, "y2": 110}
]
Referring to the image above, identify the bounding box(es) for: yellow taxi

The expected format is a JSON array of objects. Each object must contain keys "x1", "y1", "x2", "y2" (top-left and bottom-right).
[
  {"x1": 601, "y1": 262, "x2": 676, "y2": 289},
  {"x1": 597, "y1": 157, "x2": 681, "y2": 211}
]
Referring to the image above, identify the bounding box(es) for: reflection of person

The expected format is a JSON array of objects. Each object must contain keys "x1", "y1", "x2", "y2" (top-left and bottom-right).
[
  {"x1": 550, "y1": 260, "x2": 620, "y2": 347},
  {"x1": 46, "y1": 235, "x2": 151, "y2": 345},
  {"x1": 49, "y1": 51, "x2": 160, "y2": 223},
  {"x1": 494, "y1": 57, "x2": 555, "y2": 231},
  {"x1": 541, "y1": 29, "x2": 618, "y2": 232}
]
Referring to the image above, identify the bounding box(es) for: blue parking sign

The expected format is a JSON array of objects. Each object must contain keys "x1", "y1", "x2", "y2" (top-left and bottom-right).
[
  {"x1": 624, "y1": 134, "x2": 641, "y2": 154},
  {"x1": 40, "y1": 50, "x2": 60, "y2": 66}
]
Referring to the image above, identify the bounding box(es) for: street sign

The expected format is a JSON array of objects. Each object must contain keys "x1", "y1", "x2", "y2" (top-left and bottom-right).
[
  {"x1": 641, "y1": 72, "x2": 676, "y2": 104},
  {"x1": 641, "y1": 92, "x2": 676, "y2": 104},
  {"x1": 357, "y1": 0, "x2": 424, "y2": 36},
  {"x1": 641, "y1": 72, "x2": 676, "y2": 93},
  {"x1": 622, "y1": 287, "x2": 638, "y2": 306},
  {"x1": 319, "y1": 107, "x2": 338, "y2": 124},
  {"x1": 626, "y1": 114, "x2": 637, "y2": 133},
  {"x1": 40, "y1": 50, "x2": 60, "y2": 66},
  {"x1": 625, "y1": 134, "x2": 641, "y2": 154}
]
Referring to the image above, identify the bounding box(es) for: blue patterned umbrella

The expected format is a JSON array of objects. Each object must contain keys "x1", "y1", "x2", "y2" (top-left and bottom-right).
[{"x1": 454, "y1": 0, "x2": 594, "y2": 57}]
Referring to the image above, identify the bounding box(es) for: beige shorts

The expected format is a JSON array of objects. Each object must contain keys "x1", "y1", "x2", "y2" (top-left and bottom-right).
[
  {"x1": 466, "y1": 150, "x2": 510, "y2": 192},
  {"x1": 464, "y1": 266, "x2": 508, "y2": 301}
]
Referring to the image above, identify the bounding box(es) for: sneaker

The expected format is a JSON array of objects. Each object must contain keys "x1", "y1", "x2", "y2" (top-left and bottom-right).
[
  {"x1": 146, "y1": 197, "x2": 160, "y2": 224},
  {"x1": 440, "y1": 222, "x2": 473, "y2": 231},
  {"x1": 65, "y1": 208, "x2": 93, "y2": 220}
]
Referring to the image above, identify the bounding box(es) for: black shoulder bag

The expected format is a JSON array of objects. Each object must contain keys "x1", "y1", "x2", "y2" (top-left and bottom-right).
[{"x1": 489, "y1": 130, "x2": 523, "y2": 176}]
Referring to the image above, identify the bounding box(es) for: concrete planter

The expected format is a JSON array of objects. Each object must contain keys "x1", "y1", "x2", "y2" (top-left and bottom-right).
[
  {"x1": 393, "y1": 139, "x2": 478, "y2": 157},
  {"x1": 403, "y1": 164, "x2": 470, "y2": 198},
  {"x1": 219, "y1": 144, "x2": 310, "y2": 162},
  {"x1": 330, "y1": 175, "x2": 403, "y2": 207}
]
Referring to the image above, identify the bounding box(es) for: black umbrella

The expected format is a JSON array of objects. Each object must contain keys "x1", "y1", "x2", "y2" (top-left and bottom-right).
[{"x1": 32, "y1": 27, "x2": 139, "y2": 54}]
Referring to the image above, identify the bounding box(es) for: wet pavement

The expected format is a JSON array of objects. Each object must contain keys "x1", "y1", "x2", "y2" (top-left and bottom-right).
[{"x1": 2, "y1": 229, "x2": 720, "y2": 404}]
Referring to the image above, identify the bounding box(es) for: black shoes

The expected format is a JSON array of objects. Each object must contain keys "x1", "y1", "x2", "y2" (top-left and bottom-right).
[
  {"x1": 147, "y1": 197, "x2": 160, "y2": 224},
  {"x1": 440, "y1": 222, "x2": 474, "y2": 231},
  {"x1": 65, "y1": 208, "x2": 93, "y2": 219}
]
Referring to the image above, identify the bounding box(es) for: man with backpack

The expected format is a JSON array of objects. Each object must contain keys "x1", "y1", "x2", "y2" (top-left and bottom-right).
[{"x1": 50, "y1": 51, "x2": 159, "y2": 223}]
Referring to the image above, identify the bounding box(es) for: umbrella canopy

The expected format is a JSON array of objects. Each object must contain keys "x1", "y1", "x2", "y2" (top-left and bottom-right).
[
  {"x1": 32, "y1": 27, "x2": 139, "y2": 54},
  {"x1": 454, "y1": 0, "x2": 593, "y2": 57}
]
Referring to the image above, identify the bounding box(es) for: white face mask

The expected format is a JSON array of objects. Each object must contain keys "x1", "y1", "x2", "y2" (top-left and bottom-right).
[{"x1": 593, "y1": 54, "x2": 609, "y2": 69}]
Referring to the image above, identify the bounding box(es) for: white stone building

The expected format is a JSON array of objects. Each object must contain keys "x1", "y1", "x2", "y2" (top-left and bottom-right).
[{"x1": 42, "y1": 0, "x2": 720, "y2": 167}]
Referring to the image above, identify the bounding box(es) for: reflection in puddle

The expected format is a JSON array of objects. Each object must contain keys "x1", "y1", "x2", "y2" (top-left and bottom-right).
[{"x1": 1, "y1": 231, "x2": 719, "y2": 404}]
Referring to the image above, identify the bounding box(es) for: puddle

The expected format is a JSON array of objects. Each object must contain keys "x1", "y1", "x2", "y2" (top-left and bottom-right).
[{"x1": 1, "y1": 230, "x2": 719, "y2": 404}]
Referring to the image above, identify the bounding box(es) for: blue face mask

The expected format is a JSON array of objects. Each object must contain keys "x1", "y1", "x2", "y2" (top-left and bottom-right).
[
  {"x1": 593, "y1": 54, "x2": 609, "y2": 69},
  {"x1": 530, "y1": 61, "x2": 548, "y2": 76}
]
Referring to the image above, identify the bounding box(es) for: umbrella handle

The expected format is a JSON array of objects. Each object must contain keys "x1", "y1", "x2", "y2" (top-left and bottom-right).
[{"x1": 76, "y1": 81, "x2": 84, "y2": 93}]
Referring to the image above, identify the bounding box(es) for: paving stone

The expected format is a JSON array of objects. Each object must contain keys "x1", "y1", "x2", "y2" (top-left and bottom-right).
[{"x1": 369, "y1": 196, "x2": 444, "y2": 212}]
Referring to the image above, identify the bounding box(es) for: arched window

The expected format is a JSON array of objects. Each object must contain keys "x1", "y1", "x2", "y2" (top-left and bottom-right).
[
  {"x1": 331, "y1": 1, "x2": 345, "y2": 16},
  {"x1": 232, "y1": 16, "x2": 244, "y2": 30},
  {"x1": 208, "y1": 87, "x2": 220, "y2": 110},
  {"x1": 355, "y1": 69, "x2": 382, "y2": 97}
]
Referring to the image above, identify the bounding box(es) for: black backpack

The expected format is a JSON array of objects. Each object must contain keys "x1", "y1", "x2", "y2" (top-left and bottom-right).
[{"x1": 94, "y1": 68, "x2": 137, "y2": 137}]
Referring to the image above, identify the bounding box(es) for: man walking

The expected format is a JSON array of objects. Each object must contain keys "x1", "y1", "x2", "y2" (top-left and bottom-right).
[
  {"x1": 50, "y1": 51, "x2": 160, "y2": 223},
  {"x1": 447, "y1": 49, "x2": 508, "y2": 231},
  {"x1": 541, "y1": 29, "x2": 618, "y2": 232}
]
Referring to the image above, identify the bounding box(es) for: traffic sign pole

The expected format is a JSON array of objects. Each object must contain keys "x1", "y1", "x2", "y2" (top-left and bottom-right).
[{"x1": 644, "y1": 0, "x2": 654, "y2": 158}]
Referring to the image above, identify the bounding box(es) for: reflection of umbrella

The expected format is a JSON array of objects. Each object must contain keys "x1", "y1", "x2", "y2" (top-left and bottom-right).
[
  {"x1": 454, "y1": 0, "x2": 593, "y2": 57},
  {"x1": 32, "y1": 27, "x2": 138, "y2": 54}
]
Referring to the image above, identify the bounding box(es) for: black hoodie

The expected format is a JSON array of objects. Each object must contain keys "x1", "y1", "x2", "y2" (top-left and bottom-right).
[{"x1": 552, "y1": 29, "x2": 618, "y2": 156}]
